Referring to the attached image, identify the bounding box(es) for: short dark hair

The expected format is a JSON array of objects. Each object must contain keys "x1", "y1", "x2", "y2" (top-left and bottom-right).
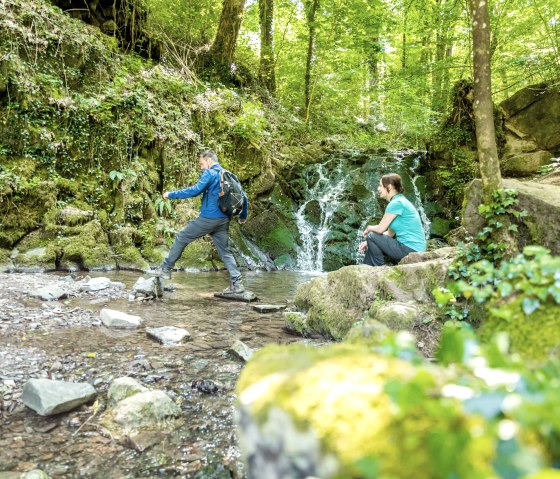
[
  {"x1": 381, "y1": 173, "x2": 404, "y2": 193},
  {"x1": 200, "y1": 150, "x2": 218, "y2": 162}
]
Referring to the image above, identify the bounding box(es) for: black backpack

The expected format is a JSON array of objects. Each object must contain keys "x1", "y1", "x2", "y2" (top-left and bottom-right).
[{"x1": 217, "y1": 169, "x2": 245, "y2": 217}]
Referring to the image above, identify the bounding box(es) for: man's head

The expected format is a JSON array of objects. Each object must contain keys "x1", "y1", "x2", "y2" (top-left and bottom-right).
[{"x1": 199, "y1": 150, "x2": 218, "y2": 170}]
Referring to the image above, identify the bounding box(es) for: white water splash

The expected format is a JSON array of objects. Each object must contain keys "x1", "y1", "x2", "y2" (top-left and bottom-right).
[
  {"x1": 295, "y1": 161, "x2": 349, "y2": 271},
  {"x1": 409, "y1": 154, "x2": 431, "y2": 239}
]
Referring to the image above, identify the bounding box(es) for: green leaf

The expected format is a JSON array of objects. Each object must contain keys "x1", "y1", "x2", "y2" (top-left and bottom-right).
[{"x1": 522, "y1": 297, "x2": 540, "y2": 315}]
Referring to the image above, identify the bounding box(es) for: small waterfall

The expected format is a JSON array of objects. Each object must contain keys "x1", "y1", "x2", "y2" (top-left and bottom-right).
[
  {"x1": 292, "y1": 150, "x2": 432, "y2": 273},
  {"x1": 295, "y1": 161, "x2": 349, "y2": 271},
  {"x1": 407, "y1": 153, "x2": 431, "y2": 239}
]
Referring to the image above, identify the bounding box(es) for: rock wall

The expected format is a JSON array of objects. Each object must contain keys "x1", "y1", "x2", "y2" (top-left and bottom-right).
[
  {"x1": 499, "y1": 80, "x2": 560, "y2": 176},
  {"x1": 462, "y1": 178, "x2": 560, "y2": 254}
]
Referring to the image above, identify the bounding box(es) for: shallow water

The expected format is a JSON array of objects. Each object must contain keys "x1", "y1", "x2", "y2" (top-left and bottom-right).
[{"x1": 0, "y1": 270, "x2": 323, "y2": 478}]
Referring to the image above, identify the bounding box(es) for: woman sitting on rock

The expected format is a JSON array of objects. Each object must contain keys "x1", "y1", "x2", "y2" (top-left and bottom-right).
[{"x1": 359, "y1": 173, "x2": 426, "y2": 266}]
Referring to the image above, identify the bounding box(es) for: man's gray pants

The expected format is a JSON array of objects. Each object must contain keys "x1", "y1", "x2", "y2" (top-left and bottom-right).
[
  {"x1": 363, "y1": 232, "x2": 415, "y2": 267},
  {"x1": 162, "y1": 216, "x2": 241, "y2": 281}
]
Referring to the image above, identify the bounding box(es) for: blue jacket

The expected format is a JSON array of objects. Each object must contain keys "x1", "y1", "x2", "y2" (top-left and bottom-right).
[{"x1": 167, "y1": 164, "x2": 248, "y2": 220}]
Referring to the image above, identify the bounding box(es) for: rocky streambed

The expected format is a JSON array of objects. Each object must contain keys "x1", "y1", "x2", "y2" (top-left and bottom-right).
[{"x1": 0, "y1": 270, "x2": 321, "y2": 478}]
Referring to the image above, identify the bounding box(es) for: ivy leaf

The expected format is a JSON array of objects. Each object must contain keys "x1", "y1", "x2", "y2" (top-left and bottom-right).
[{"x1": 521, "y1": 297, "x2": 540, "y2": 315}]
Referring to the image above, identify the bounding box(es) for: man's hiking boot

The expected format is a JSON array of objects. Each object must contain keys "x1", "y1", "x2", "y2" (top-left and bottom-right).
[
  {"x1": 148, "y1": 266, "x2": 172, "y2": 280},
  {"x1": 223, "y1": 279, "x2": 245, "y2": 294}
]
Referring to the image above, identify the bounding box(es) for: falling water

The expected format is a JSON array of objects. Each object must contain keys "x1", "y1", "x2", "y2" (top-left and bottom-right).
[
  {"x1": 295, "y1": 161, "x2": 349, "y2": 271},
  {"x1": 407, "y1": 153, "x2": 431, "y2": 239}
]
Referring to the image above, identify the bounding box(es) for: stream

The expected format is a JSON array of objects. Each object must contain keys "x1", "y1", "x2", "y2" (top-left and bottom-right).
[{"x1": 0, "y1": 270, "x2": 323, "y2": 478}]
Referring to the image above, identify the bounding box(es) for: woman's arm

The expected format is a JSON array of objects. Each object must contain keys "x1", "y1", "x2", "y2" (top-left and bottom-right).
[{"x1": 363, "y1": 213, "x2": 397, "y2": 236}]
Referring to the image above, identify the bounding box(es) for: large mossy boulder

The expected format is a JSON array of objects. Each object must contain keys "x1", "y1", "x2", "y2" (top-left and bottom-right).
[
  {"x1": 499, "y1": 81, "x2": 560, "y2": 177},
  {"x1": 242, "y1": 210, "x2": 299, "y2": 262},
  {"x1": 294, "y1": 252, "x2": 454, "y2": 339},
  {"x1": 236, "y1": 342, "x2": 548, "y2": 479},
  {"x1": 462, "y1": 179, "x2": 560, "y2": 254}
]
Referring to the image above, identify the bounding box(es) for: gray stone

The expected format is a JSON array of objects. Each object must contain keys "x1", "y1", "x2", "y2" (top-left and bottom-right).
[
  {"x1": 109, "y1": 390, "x2": 181, "y2": 429},
  {"x1": 500, "y1": 81, "x2": 560, "y2": 151},
  {"x1": 22, "y1": 379, "x2": 96, "y2": 416},
  {"x1": 146, "y1": 326, "x2": 191, "y2": 345},
  {"x1": 399, "y1": 247, "x2": 457, "y2": 265},
  {"x1": 230, "y1": 340, "x2": 254, "y2": 361},
  {"x1": 22, "y1": 471, "x2": 51, "y2": 479},
  {"x1": 252, "y1": 304, "x2": 287, "y2": 313},
  {"x1": 502, "y1": 150, "x2": 553, "y2": 177},
  {"x1": 132, "y1": 276, "x2": 163, "y2": 298},
  {"x1": 214, "y1": 291, "x2": 258, "y2": 302},
  {"x1": 100, "y1": 308, "x2": 142, "y2": 328},
  {"x1": 29, "y1": 286, "x2": 67, "y2": 301},
  {"x1": 462, "y1": 178, "x2": 560, "y2": 254},
  {"x1": 80, "y1": 277, "x2": 112, "y2": 292},
  {"x1": 107, "y1": 377, "x2": 147, "y2": 406}
]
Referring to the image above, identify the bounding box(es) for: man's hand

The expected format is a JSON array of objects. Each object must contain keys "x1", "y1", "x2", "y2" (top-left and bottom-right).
[
  {"x1": 163, "y1": 192, "x2": 170, "y2": 200},
  {"x1": 238, "y1": 218, "x2": 247, "y2": 225},
  {"x1": 358, "y1": 241, "x2": 367, "y2": 253}
]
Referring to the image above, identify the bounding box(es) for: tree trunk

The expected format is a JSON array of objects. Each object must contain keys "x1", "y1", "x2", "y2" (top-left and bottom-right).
[
  {"x1": 258, "y1": 0, "x2": 276, "y2": 94},
  {"x1": 210, "y1": 0, "x2": 245, "y2": 73},
  {"x1": 304, "y1": 0, "x2": 320, "y2": 122},
  {"x1": 469, "y1": 0, "x2": 502, "y2": 202}
]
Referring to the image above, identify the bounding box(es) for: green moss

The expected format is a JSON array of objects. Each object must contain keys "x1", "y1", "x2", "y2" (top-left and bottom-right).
[
  {"x1": 480, "y1": 298, "x2": 560, "y2": 362},
  {"x1": 59, "y1": 221, "x2": 114, "y2": 270},
  {"x1": 0, "y1": 248, "x2": 12, "y2": 267},
  {"x1": 237, "y1": 343, "x2": 496, "y2": 478},
  {"x1": 175, "y1": 239, "x2": 215, "y2": 270},
  {"x1": 344, "y1": 318, "x2": 391, "y2": 346},
  {"x1": 283, "y1": 312, "x2": 310, "y2": 336}
]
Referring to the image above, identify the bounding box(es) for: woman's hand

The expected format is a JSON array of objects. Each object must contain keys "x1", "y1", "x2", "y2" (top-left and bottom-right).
[
  {"x1": 363, "y1": 225, "x2": 373, "y2": 237},
  {"x1": 358, "y1": 241, "x2": 368, "y2": 253}
]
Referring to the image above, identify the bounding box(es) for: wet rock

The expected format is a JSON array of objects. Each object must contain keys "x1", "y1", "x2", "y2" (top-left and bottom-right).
[
  {"x1": 100, "y1": 308, "x2": 142, "y2": 329},
  {"x1": 107, "y1": 377, "x2": 148, "y2": 406},
  {"x1": 79, "y1": 277, "x2": 112, "y2": 292},
  {"x1": 22, "y1": 379, "x2": 97, "y2": 416},
  {"x1": 191, "y1": 379, "x2": 220, "y2": 394},
  {"x1": 229, "y1": 340, "x2": 254, "y2": 362},
  {"x1": 213, "y1": 291, "x2": 258, "y2": 302},
  {"x1": 252, "y1": 304, "x2": 286, "y2": 313},
  {"x1": 29, "y1": 286, "x2": 67, "y2": 301},
  {"x1": 132, "y1": 276, "x2": 163, "y2": 299},
  {"x1": 125, "y1": 430, "x2": 167, "y2": 452},
  {"x1": 109, "y1": 390, "x2": 181, "y2": 429},
  {"x1": 283, "y1": 311, "x2": 309, "y2": 336},
  {"x1": 146, "y1": 326, "x2": 191, "y2": 346}
]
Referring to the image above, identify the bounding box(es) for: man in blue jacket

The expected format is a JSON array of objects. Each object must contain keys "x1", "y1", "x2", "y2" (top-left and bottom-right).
[{"x1": 151, "y1": 150, "x2": 248, "y2": 294}]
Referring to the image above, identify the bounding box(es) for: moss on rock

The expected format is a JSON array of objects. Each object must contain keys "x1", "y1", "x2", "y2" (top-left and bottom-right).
[
  {"x1": 59, "y1": 221, "x2": 114, "y2": 270},
  {"x1": 236, "y1": 342, "x2": 498, "y2": 479},
  {"x1": 294, "y1": 258, "x2": 452, "y2": 339},
  {"x1": 480, "y1": 298, "x2": 560, "y2": 362}
]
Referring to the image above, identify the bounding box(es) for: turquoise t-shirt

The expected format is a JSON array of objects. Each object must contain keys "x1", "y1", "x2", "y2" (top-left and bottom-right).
[{"x1": 385, "y1": 194, "x2": 427, "y2": 252}]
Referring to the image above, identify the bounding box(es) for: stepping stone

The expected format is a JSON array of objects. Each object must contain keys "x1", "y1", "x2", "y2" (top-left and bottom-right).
[
  {"x1": 146, "y1": 326, "x2": 191, "y2": 346},
  {"x1": 30, "y1": 286, "x2": 67, "y2": 301},
  {"x1": 213, "y1": 291, "x2": 258, "y2": 302},
  {"x1": 229, "y1": 340, "x2": 254, "y2": 361},
  {"x1": 100, "y1": 308, "x2": 142, "y2": 328},
  {"x1": 252, "y1": 304, "x2": 286, "y2": 313},
  {"x1": 22, "y1": 379, "x2": 97, "y2": 416},
  {"x1": 80, "y1": 277, "x2": 112, "y2": 291}
]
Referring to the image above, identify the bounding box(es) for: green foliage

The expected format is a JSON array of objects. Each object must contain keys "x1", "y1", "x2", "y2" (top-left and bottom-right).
[
  {"x1": 436, "y1": 322, "x2": 560, "y2": 466},
  {"x1": 433, "y1": 189, "x2": 528, "y2": 320}
]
